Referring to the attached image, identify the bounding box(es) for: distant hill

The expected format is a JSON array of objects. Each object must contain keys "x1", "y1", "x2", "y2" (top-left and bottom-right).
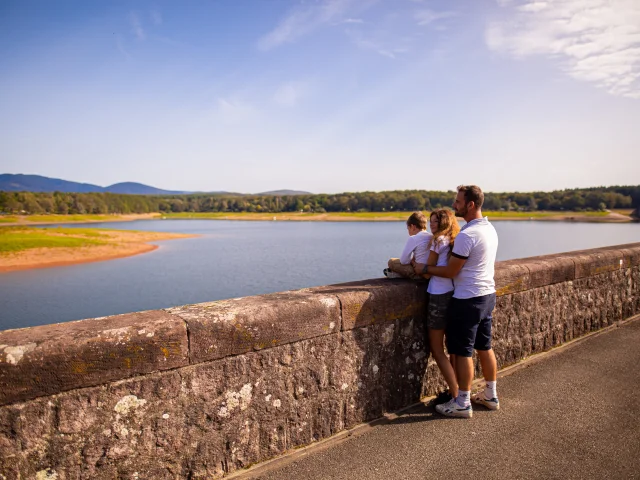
[
  {"x1": 257, "y1": 190, "x2": 312, "y2": 196},
  {"x1": 0, "y1": 174, "x2": 188, "y2": 195},
  {"x1": 0, "y1": 174, "x2": 103, "y2": 193},
  {"x1": 0, "y1": 174, "x2": 312, "y2": 196}
]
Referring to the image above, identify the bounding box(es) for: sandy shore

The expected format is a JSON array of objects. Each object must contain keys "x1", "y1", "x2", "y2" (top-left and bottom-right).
[
  {"x1": 0, "y1": 230, "x2": 197, "y2": 273},
  {"x1": 1, "y1": 213, "x2": 160, "y2": 226}
]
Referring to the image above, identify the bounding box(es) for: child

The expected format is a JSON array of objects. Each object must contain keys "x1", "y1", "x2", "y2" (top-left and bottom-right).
[{"x1": 383, "y1": 211, "x2": 432, "y2": 279}]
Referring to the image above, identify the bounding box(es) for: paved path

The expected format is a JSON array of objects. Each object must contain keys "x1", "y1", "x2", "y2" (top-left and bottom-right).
[{"x1": 242, "y1": 319, "x2": 640, "y2": 480}]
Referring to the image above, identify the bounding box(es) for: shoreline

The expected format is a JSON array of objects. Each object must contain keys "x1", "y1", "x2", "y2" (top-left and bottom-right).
[
  {"x1": 1, "y1": 211, "x2": 635, "y2": 225},
  {"x1": 0, "y1": 244, "x2": 159, "y2": 273},
  {"x1": 0, "y1": 229, "x2": 197, "y2": 273}
]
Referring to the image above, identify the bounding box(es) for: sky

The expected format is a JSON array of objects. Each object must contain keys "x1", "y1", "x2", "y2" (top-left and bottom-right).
[{"x1": 1, "y1": 0, "x2": 639, "y2": 194}]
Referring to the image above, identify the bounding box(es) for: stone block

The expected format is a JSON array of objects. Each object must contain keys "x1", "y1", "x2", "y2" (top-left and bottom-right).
[
  {"x1": 316, "y1": 279, "x2": 426, "y2": 330},
  {"x1": 616, "y1": 245, "x2": 640, "y2": 268},
  {"x1": 168, "y1": 289, "x2": 341, "y2": 363},
  {"x1": 495, "y1": 260, "x2": 531, "y2": 296},
  {"x1": 572, "y1": 249, "x2": 625, "y2": 279},
  {"x1": 522, "y1": 256, "x2": 575, "y2": 289},
  {"x1": 0, "y1": 310, "x2": 188, "y2": 406}
]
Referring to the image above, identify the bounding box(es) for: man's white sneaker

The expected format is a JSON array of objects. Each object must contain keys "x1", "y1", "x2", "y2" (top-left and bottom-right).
[
  {"x1": 471, "y1": 392, "x2": 500, "y2": 410},
  {"x1": 435, "y1": 398, "x2": 473, "y2": 418}
]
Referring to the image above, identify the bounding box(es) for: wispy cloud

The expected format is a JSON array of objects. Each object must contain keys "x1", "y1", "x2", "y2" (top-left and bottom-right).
[
  {"x1": 273, "y1": 82, "x2": 306, "y2": 107},
  {"x1": 346, "y1": 30, "x2": 408, "y2": 59},
  {"x1": 128, "y1": 12, "x2": 145, "y2": 40},
  {"x1": 486, "y1": 0, "x2": 640, "y2": 99},
  {"x1": 257, "y1": 0, "x2": 368, "y2": 51},
  {"x1": 115, "y1": 35, "x2": 131, "y2": 60},
  {"x1": 150, "y1": 10, "x2": 163, "y2": 26},
  {"x1": 215, "y1": 98, "x2": 259, "y2": 125},
  {"x1": 414, "y1": 9, "x2": 456, "y2": 27}
]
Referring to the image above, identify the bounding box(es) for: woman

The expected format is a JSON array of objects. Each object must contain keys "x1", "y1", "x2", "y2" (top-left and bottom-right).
[{"x1": 423, "y1": 208, "x2": 460, "y2": 404}]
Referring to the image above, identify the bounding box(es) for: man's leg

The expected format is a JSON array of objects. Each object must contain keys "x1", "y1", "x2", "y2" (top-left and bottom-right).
[
  {"x1": 472, "y1": 294, "x2": 500, "y2": 410},
  {"x1": 436, "y1": 298, "x2": 478, "y2": 418},
  {"x1": 455, "y1": 355, "x2": 474, "y2": 393},
  {"x1": 477, "y1": 349, "x2": 497, "y2": 382}
]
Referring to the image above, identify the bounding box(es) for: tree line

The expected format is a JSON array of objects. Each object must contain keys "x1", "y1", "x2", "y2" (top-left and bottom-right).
[{"x1": 0, "y1": 186, "x2": 637, "y2": 216}]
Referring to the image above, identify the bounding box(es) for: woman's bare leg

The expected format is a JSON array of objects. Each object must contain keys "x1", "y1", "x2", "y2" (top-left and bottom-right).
[{"x1": 428, "y1": 328, "x2": 458, "y2": 397}]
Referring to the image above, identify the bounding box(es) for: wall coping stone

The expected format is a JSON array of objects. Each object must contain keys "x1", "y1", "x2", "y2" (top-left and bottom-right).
[
  {"x1": 0, "y1": 242, "x2": 638, "y2": 406},
  {"x1": 0, "y1": 310, "x2": 188, "y2": 405}
]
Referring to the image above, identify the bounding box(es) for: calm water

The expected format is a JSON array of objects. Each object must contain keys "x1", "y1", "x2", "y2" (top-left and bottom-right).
[{"x1": 1, "y1": 219, "x2": 638, "y2": 331}]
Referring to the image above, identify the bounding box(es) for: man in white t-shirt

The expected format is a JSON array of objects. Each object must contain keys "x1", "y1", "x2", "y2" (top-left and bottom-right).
[
  {"x1": 384, "y1": 211, "x2": 432, "y2": 279},
  {"x1": 414, "y1": 185, "x2": 499, "y2": 418}
]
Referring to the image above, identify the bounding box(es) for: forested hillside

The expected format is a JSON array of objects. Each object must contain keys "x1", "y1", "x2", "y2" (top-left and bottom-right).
[{"x1": 1, "y1": 187, "x2": 637, "y2": 215}]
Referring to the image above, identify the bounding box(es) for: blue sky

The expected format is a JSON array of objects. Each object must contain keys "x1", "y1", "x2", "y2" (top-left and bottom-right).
[{"x1": 1, "y1": 0, "x2": 639, "y2": 194}]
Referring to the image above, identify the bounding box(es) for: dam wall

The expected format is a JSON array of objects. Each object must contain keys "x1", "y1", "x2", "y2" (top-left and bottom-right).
[{"x1": 1, "y1": 243, "x2": 639, "y2": 479}]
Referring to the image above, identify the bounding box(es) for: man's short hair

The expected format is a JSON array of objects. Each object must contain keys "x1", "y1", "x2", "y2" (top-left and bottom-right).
[
  {"x1": 457, "y1": 185, "x2": 484, "y2": 209},
  {"x1": 406, "y1": 211, "x2": 427, "y2": 230}
]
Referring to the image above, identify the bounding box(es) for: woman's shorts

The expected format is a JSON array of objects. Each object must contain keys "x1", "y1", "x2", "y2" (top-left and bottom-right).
[{"x1": 427, "y1": 291, "x2": 453, "y2": 330}]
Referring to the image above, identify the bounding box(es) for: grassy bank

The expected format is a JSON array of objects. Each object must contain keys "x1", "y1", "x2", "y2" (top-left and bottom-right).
[
  {"x1": 0, "y1": 227, "x2": 110, "y2": 253},
  {"x1": 0, "y1": 213, "x2": 159, "y2": 225},
  {"x1": 0, "y1": 226, "x2": 195, "y2": 272}
]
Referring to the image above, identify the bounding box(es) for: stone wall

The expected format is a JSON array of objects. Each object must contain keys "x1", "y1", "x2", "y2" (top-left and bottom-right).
[{"x1": 1, "y1": 243, "x2": 639, "y2": 479}]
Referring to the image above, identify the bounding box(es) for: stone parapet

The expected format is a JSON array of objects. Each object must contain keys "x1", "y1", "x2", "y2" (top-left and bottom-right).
[{"x1": 0, "y1": 243, "x2": 639, "y2": 478}]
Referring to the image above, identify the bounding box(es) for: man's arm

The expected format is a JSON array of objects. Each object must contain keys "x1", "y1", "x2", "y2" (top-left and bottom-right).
[{"x1": 414, "y1": 255, "x2": 466, "y2": 279}]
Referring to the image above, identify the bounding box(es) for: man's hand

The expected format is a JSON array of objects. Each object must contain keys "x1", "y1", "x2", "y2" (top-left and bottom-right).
[{"x1": 414, "y1": 262, "x2": 426, "y2": 275}]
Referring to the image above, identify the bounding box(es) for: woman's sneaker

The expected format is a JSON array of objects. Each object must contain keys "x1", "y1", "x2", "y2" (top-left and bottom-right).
[
  {"x1": 471, "y1": 392, "x2": 500, "y2": 410},
  {"x1": 435, "y1": 398, "x2": 472, "y2": 418}
]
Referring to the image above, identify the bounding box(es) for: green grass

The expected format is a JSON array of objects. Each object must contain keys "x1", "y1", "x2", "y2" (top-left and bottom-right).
[
  {"x1": 25, "y1": 214, "x2": 122, "y2": 223},
  {"x1": 0, "y1": 216, "x2": 19, "y2": 223},
  {"x1": 161, "y1": 212, "x2": 235, "y2": 219},
  {"x1": 0, "y1": 227, "x2": 109, "y2": 254},
  {"x1": 483, "y1": 210, "x2": 609, "y2": 218}
]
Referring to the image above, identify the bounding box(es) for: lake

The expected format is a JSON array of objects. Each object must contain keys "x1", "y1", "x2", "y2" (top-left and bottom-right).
[{"x1": 1, "y1": 219, "x2": 638, "y2": 331}]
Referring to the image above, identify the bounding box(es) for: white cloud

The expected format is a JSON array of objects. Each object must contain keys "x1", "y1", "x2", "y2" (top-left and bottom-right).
[
  {"x1": 487, "y1": 0, "x2": 640, "y2": 99},
  {"x1": 151, "y1": 10, "x2": 163, "y2": 26},
  {"x1": 414, "y1": 9, "x2": 456, "y2": 27},
  {"x1": 519, "y1": 1, "x2": 548, "y2": 12},
  {"x1": 128, "y1": 12, "x2": 145, "y2": 40},
  {"x1": 273, "y1": 82, "x2": 306, "y2": 107}
]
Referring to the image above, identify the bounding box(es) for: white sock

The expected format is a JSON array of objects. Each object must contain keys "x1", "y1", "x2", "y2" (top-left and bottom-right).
[
  {"x1": 456, "y1": 390, "x2": 471, "y2": 408},
  {"x1": 484, "y1": 381, "x2": 497, "y2": 400}
]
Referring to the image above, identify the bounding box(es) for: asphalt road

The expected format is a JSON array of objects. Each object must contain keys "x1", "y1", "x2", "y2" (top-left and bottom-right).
[{"x1": 242, "y1": 319, "x2": 640, "y2": 480}]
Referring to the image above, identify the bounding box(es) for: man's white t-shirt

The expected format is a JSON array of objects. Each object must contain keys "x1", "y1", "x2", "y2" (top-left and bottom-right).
[
  {"x1": 427, "y1": 237, "x2": 455, "y2": 295},
  {"x1": 451, "y1": 217, "x2": 498, "y2": 299},
  {"x1": 400, "y1": 230, "x2": 432, "y2": 265}
]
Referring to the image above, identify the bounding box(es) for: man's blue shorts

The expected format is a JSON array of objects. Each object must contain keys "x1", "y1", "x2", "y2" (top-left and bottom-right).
[{"x1": 446, "y1": 293, "x2": 496, "y2": 357}]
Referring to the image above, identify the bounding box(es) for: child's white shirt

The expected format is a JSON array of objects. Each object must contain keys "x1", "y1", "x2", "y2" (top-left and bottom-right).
[{"x1": 400, "y1": 230, "x2": 432, "y2": 265}]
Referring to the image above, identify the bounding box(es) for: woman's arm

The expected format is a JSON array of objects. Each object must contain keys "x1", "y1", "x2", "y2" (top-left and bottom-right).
[{"x1": 418, "y1": 250, "x2": 439, "y2": 279}]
